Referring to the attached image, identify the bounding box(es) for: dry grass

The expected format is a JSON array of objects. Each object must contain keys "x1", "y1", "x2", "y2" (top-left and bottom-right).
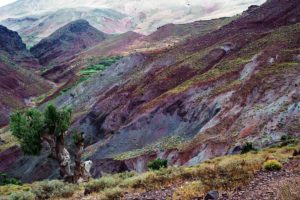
[
  {"x1": 114, "y1": 136, "x2": 184, "y2": 160},
  {"x1": 1, "y1": 142, "x2": 299, "y2": 200},
  {"x1": 83, "y1": 143, "x2": 298, "y2": 199},
  {"x1": 172, "y1": 181, "x2": 208, "y2": 200},
  {"x1": 0, "y1": 184, "x2": 31, "y2": 196},
  {"x1": 1, "y1": 180, "x2": 78, "y2": 200},
  {"x1": 0, "y1": 127, "x2": 18, "y2": 152}
]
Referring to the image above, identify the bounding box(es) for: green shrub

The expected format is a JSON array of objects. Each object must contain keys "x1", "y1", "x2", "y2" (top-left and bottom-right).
[
  {"x1": 9, "y1": 191, "x2": 35, "y2": 200},
  {"x1": 280, "y1": 134, "x2": 296, "y2": 146},
  {"x1": 263, "y1": 160, "x2": 283, "y2": 171},
  {"x1": 0, "y1": 173, "x2": 22, "y2": 185},
  {"x1": 281, "y1": 135, "x2": 293, "y2": 141},
  {"x1": 147, "y1": 159, "x2": 168, "y2": 170},
  {"x1": 241, "y1": 142, "x2": 256, "y2": 154},
  {"x1": 32, "y1": 180, "x2": 76, "y2": 199},
  {"x1": 80, "y1": 56, "x2": 122, "y2": 77}
]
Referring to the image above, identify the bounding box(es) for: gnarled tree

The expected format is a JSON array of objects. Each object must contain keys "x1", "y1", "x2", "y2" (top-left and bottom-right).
[{"x1": 10, "y1": 104, "x2": 91, "y2": 183}]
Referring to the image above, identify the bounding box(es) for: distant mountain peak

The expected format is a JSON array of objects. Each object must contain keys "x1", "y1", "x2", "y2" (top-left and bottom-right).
[
  {"x1": 56, "y1": 19, "x2": 93, "y2": 33},
  {"x1": 30, "y1": 19, "x2": 107, "y2": 67}
]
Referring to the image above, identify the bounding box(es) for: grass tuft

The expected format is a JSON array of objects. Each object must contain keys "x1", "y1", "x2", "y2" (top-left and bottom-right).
[{"x1": 263, "y1": 160, "x2": 283, "y2": 171}]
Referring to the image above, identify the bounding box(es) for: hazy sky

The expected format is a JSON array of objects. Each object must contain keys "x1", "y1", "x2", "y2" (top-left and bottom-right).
[
  {"x1": 0, "y1": 0, "x2": 17, "y2": 7},
  {"x1": 0, "y1": 0, "x2": 266, "y2": 9},
  {"x1": 0, "y1": 0, "x2": 266, "y2": 25}
]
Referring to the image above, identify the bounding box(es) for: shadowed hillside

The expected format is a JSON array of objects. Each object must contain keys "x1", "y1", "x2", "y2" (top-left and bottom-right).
[{"x1": 0, "y1": 25, "x2": 51, "y2": 127}]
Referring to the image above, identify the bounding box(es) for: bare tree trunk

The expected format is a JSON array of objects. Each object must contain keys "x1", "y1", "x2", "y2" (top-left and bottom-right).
[
  {"x1": 73, "y1": 137, "x2": 85, "y2": 183},
  {"x1": 42, "y1": 133, "x2": 57, "y2": 158},
  {"x1": 56, "y1": 133, "x2": 72, "y2": 182},
  {"x1": 73, "y1": 132, "x2": 91, "y2": 183},
  {"x1": 42, "y1": 132, "x2": 92, "y2": 183}
]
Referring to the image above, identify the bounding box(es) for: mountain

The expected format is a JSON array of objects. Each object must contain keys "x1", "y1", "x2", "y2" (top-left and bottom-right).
[
  {"x1": 0, "y1": 25, "x2": 51, "y2": 127},
  {"x1": 75, "y1": 17, "x2": 235, "y2": 77},
  {"x1": 0, "y1": 0, "x2": 266, "y2": 45},
  {"x1": 2, "y1": 0, "x2": 299, "y2": 183},
  {"x1": 1, "y1": 8, "x2": 134, "y2": 46},
  {"x1": 30, "y1": 19, "x2": 107, "y2": 67},
  {"x1": 0, "y1": 0, "x2": 266, "y2": 22},
  {"x1": 129, "y1": 17, "x2": 236, "y2": 52},
  {"x1": 31, "y1": 17, "x2": 232, "y2": 88},
  {"x1": 53, "y1": 0, "x2": 300, "y2": 173}
]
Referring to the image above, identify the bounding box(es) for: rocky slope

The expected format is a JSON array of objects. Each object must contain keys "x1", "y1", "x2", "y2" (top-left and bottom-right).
[
  {"x1": 0, "y1": 25, "x2": 51, "y2": 127},
  {"x1": 62, "y1": 0, "x2": 300, "y2": 174},
  {"x1": 2, "y1": 0, "x2": 300, "y2": 182},
  {"x1": 30, "y1": 17, "x2": 231, "y2": 87}
]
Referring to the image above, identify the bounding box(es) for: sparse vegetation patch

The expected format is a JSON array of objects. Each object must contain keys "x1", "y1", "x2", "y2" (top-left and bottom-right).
[
  {"x1": 114, "y1": 136, "x2": 184, "y2": 160},
  {"x1": 1, "y1": 142, "x2": 298, "y2": 200},
  {"x1": 147, "y1": 159, "x2": 168, "y2": 170},
  {"x1": 241, "y1": 142, "x2": 256, "y2": 154},
  {"x1": 263, "y1": 160, "x2": 283, "y2": 171}
]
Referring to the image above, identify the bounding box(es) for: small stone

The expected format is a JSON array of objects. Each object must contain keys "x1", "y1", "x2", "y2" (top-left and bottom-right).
[{"x1": 205, "y1": 190, "x2": 219, "y2": 200}]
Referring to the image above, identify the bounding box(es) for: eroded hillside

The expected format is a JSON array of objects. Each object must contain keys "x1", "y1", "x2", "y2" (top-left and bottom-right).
[{"x1": 0, "y1": 0, "x2": 299, "y2": 187}]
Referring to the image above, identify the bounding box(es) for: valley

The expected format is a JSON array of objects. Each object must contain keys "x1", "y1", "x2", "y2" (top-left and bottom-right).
[{"x1": 0, "y1": 0, "x2": 299, "y2": 199}]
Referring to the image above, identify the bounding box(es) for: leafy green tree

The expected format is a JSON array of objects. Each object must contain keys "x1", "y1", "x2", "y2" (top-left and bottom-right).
[
  {"x1": 10, "y1": 108, "x2": 44, "y2": 155},
  {"x1": 44, "y1": 104, "x2": 72, "y2": 136},
  {"x1": 10, "y1": 105, "x2": 90, "y2": 183}
]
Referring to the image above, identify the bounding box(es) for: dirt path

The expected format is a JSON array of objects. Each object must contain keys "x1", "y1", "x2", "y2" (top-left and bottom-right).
[
  {"x1": 124, "y1": 158, "x2": 300, "y2": 200},
  {"x1": 124, "y1": 187, "x2": 174, "y2": 200},
  {"x1": 221, "y1": 159, "x2": 300, "y2": 200}
]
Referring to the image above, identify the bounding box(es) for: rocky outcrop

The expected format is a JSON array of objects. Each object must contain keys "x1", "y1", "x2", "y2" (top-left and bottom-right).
[{"x1": 91, "y1": 159, "x2": 129, "y2": 178}]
